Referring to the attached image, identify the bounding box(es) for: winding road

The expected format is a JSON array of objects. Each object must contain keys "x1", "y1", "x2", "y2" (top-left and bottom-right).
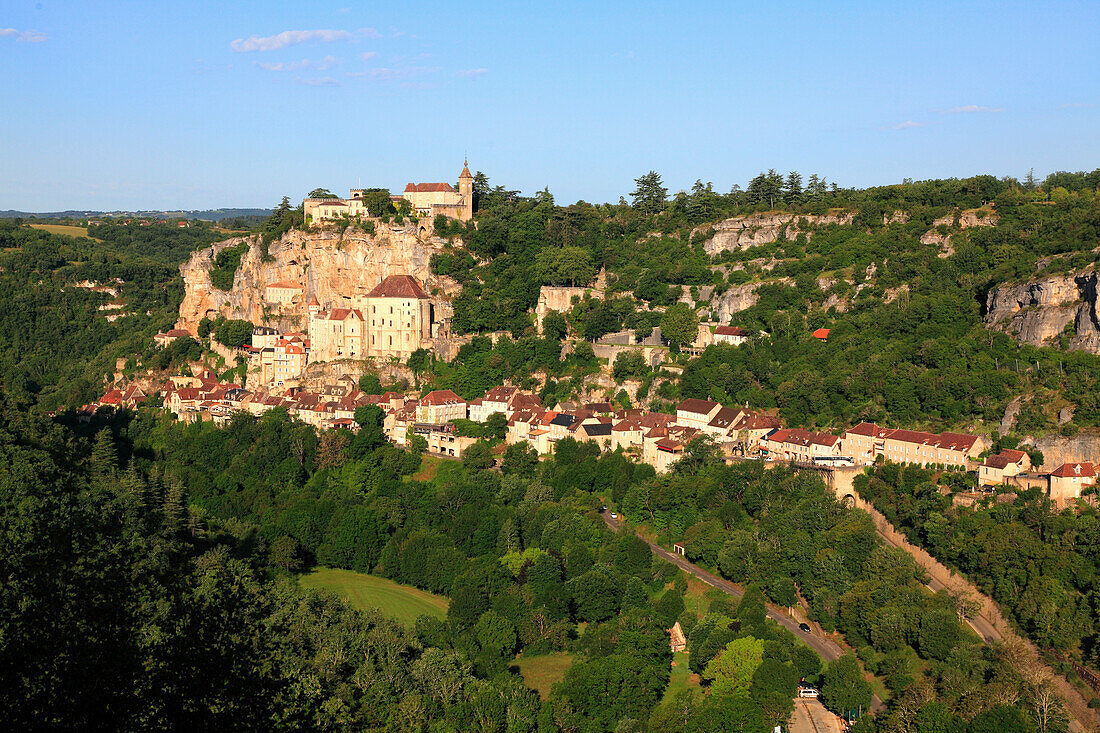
[{"x1": 601, "y1": 511, "x2": 884, "y2": 711}]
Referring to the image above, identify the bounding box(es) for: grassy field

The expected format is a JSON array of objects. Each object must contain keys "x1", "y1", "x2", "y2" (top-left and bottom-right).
[
  {"x1": 512, "y1": 652, "x2": 575, "y2": 699},
  {"x1": 410, "y1": 454, "x2": 446, "y2": 483},
  {"x1": 29, "y1": 223, "x2": 102, "y2": 242},
  {"x1": 661, "y1": 651, "x2": 700, "y2": 704},
  {"x1": 299, "y1": 567, "x2": 448, "y2": 627}
]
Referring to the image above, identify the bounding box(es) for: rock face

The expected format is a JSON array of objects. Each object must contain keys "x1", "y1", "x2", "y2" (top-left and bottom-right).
[
  {"x1": 177, "y1": 223, "x2": 455, "y2": 334},
  {"x1": 1031, "y1": 432, "x2": 1100, "y2": 467},
  {"x1": 919, "y1": 208, "x2": 998, "y2": 257},
  {"x1": 698, "y1": 211, "x2": 855, "y2": 256},
  {"x1": 984, "y1": 270, "x2": 1100, "y2": 354}
]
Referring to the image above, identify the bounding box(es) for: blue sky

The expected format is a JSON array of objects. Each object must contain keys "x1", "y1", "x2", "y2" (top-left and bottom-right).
[{"x1": 1, "y1": 1, "x2": 1097, "y2": 211}]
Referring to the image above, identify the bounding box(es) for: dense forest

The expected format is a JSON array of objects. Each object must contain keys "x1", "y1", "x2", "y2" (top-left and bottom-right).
[
  {"x1": 1, "y1": 396, "x2": 1068, "y2": 731},
  {"x1": 0, "y1": 221, "x2": 227, "y2": 408}
]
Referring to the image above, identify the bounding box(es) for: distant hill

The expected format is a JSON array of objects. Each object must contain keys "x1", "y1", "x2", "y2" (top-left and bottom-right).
[{"x1": 0, "y1": 207, "x2": 273, "y2": 221}]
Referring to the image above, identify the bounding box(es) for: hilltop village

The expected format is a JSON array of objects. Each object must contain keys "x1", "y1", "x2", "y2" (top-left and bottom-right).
[{"x1": 79, "y1": 161, "x2": 1094, "y2": 513}]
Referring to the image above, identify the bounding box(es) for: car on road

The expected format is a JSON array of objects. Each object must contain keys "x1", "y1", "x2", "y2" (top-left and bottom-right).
[
  {"x1": 798, "y1": 686, "x2": 819, "y2": 698},
  {"x1": 799, "y1": 622, "x2": 811, "y2": 633}
]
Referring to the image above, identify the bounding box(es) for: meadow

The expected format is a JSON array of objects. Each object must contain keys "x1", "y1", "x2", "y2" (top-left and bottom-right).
[{"x1": 299, "y1": 567, "x2": 449, "y2": 627}]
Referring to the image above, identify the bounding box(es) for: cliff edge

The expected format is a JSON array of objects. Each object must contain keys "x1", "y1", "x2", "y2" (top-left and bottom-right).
[
  {"x1": 984, "y1": 270, "x2": 1100, "y2": 355},
  {"x1": 177, "y1": 222, "x2": 458, "y2": 334}
]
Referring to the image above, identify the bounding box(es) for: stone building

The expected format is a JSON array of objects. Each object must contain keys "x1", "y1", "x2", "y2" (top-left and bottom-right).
[
  {"x1": 304, "y1": 160, "x2": 474, "y2": 224},
  {"x1": 308, "y1": 274, "x2": 435, "y2": 362}
]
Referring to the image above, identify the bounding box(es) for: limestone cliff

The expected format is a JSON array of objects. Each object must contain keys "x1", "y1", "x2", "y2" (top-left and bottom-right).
[
  {"x1": 984, "y1": 270, "x2": 1100, "y2": 355},
  {"x1": 176, "y1": 223, "x2": 457, "y2": 334},
  {"x1": 919, "y1": 208, "x2": 998, "y2": 257},
  {"x1": 698, "y1": 210, "x2": 855, "y2": 256}
]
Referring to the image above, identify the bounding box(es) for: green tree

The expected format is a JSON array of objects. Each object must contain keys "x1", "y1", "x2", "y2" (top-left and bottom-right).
[
  {"x1": 631, "y1": 171, "x2": 668, "y2": 214},
  {"x1": 660, "y1": 303, "x2": 699, "y2": 351},
  {"x1": 820, "y1": 655, "x2": 872, "y2": 716},
  {"x1": 361, "y1": 188, "x2": 394, "y2": 217},
  {"x1": 703, "y1": 637, "x2": 765, "y2": 696}
]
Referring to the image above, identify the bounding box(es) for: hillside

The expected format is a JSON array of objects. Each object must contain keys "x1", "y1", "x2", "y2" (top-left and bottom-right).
[{"x1": 422, "y1": 171, "x2": 1100, "y2": 438}]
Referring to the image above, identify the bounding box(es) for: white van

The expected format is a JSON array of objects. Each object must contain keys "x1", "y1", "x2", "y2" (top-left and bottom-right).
[{"x1": 798, "y1": 687, "x2": 820, "y2": 698}]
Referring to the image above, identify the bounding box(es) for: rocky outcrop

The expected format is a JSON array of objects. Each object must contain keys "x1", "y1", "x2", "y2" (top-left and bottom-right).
[
  {"x1": 698, "y1": 210, "x2": 855, "y2": 256},
  {"x1": 920, "y1": 208, "x2": 998, "y2": 257},
  {"x1": 1031, "y1": 432, "x2": 1100, "y2": 467},
  {"x1": 984, "y1": 270, "x2": 1100, "y2": 354},
  {"x1": 177, "y1": 223, "x2": 456, "y2": 334}
]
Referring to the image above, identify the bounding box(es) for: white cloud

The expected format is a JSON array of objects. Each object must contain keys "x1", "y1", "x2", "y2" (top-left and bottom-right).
[
  {"x1": 455, "y1": 68, "x2": 488, "y2": 78},
  {"x1": 259, "y1": 55, "x2": 338, "y2": 72},
  {"x1": 0, "y1": 27, "x2": 48, "y2": 42},
  {"x1": 891, "y1": 120, "x2": 926, "y2": 130},
  {"x1": 347, "y1": 66, "x2": 439, "y2": 81},
  {"x1": 938, "y1": 105, "x2": 1004, "y2": 114},
  {"x1": 297, "y1": 76, "x2": 340, "y2": 87},
  {"x1": 360, "y1": 51, "x2": 378, "y2": 61},
  {"x1": 231, "y1": 29, "x2": 367, "y2": 52}
]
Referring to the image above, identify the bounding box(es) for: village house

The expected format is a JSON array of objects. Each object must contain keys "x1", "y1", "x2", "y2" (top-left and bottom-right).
[
  {"x1": 1049, "y1": 462, "x2": 1096, "y2": 506},
  {"x1": 154, "y1": 329, "x2": 191, "y2": 347},
  {"x1": 264, "y1": 281, "x2": 305, "y2": 305},
  {"x1": 842, "y1": 422, "x2": 985, "y2": 468},
  {"x1": 978, "y1": 449, "x2": 1032, "y2": 487},
  {"x1": 713, "y1": 325, "x2": 749, "y2": 346},
  {"x1": 676, "y1": 398, "x2": 722, "y2": 431},
  {"x1": 416, "y1": 390, "x2": 467, "y2": 424},
  {"x1": 760, "y1": 428, "x2": 842, "y2": 462}
]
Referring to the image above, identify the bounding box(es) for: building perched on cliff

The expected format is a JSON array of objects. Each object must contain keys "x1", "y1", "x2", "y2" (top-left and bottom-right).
[
  {"x1": 308, "y1": 274, "x2": 437, "y2": 361},
  {"x1": 304, "y1": 161, "x2": 474, "y2": 224}
]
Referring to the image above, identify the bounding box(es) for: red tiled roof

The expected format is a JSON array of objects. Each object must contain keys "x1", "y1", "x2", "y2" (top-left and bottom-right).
[
  {"x1": 420, "y1": 389, "x2": 464, "y2": 406},
  {"x1": 266, "y1": 281, "x2": 304, "y2": 290},
  {"x1": 766, "y1": 428, "x2": 840, "y2": 448},
  {"x1": 812, "y1": 328, "x2": 830, "y2": 340},
  {"x1": 1051, "y1": 462, "x2": 1096, "y2": 478},
  {"x1": 714, "y1": 325, "x2": 748, "y2": 337},
  {"x1": 677, "y1": 398, "x2": 720, "y2": 416},
  {"x1": 365, "y1": 275, "x2": 430, "y2": 299},
  {"x1": 707, "y1": 406, "x2": 740, "y2": 429},
  {"x1": 165, "y1": 329, "x2": 190, "y2": 337},
  {"x1": 404, "y1": 182, "x2": 456, "y2": 193}
]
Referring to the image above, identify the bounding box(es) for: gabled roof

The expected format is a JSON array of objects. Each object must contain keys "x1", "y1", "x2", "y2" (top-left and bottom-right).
[
  {"x1": 707, "y1": 406, "x2": 740, "y2": 430},
  {"x1": 766, "y1": 428, "x2": 840, "y2": 448},
  {"x1": 420, "y1": 389, "x2": 465, "y2": 406},
  {"x1": 812, "y1": 328, "x2": 830, "y2": 340},
  {"x1": 266, "y1": 281, "x2": 304, "y2": 290},
  {"x1": 366, "y1": 275, "x2": 430, "y2": 299},
  {"x1": 404, "y1": 182, "x2": 456, "y2": 193},
  {"x1": 1051, "y1": 462, "x2": 1096, "y2": 478},
  {"x1": 677, "y1": 398, "x2": 720, "y2": 416},
  {"x1": 714, "y1": 325, "x2": 748, "y2": 337},
  {"x1": 483, "y1": 385, "x2": 519, "y2": 403}
]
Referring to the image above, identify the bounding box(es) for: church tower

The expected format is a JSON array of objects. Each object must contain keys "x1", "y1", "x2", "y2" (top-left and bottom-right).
[{"x1": 458, "y1": 158, "x2": 473, "y2": 221}]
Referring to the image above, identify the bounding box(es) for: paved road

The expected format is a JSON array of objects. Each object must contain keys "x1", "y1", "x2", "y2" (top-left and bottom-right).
[
  {"x1": 790, "y1": 698, "x2": 845, "y2": 733},
  {"x1": 601, "y1": 512, "x2": 883, "y2": 711}
]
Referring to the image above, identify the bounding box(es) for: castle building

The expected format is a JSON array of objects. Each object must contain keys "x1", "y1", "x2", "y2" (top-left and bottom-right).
[
  {"x1": 308, "y1": 275, "x2": 435, "y2": 362},
  {"x1": 304, "y1": 161, "x2": 474, "y2": 224}
]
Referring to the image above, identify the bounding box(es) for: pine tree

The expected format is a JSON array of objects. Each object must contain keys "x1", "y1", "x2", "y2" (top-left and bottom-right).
[
  {"x1": 630, "y1": 171, "x2": 668, "y2": 214},
  {"x1": 784, "y1": 171, "x2": 803, "y2": 204},
  {"x1": 1024, "y1": 168, "x2": 1038, "y2": 191},
  {"x1": 90, "y1": 429, "x2": 117, "y2": 479}
]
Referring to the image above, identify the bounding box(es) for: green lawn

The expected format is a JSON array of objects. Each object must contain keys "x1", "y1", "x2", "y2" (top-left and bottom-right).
[
  {"x1": 513, "y1": 652, "x2": 575, "y2": 699},
  {"x1": 299, "y1": 567, "x2": 448, "y2": 627},
  {"x1": 661, "y1": 651, "x2": 699, "y2": 704},
  {"x1": 29, "y1": 223, "x2": 103, "y2": 242}
]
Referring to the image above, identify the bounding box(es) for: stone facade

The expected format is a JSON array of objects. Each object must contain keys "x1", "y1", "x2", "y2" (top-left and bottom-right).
[
  {"x1": 305, "y1": 161, "x2": 474, "y2": 224},
  {"x1": 308, "y1": 275, "x2": 435, "y2": 362}
]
